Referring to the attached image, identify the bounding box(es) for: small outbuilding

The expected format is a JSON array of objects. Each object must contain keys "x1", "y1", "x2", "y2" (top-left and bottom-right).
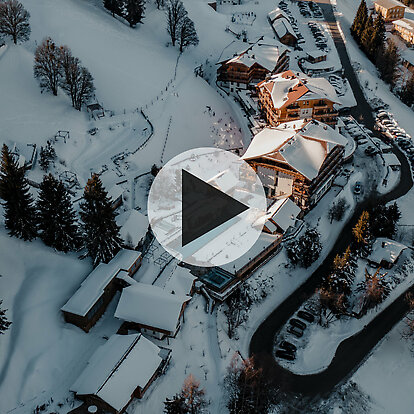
[
  {"x1": 115, "y1": 283, "x2": 191, "y2": 340},
  {"x1": 61, "y1": 249, "x2": 142, "y2": 332},
  {"x1": 367, "y1": 238, "x2": 407, "y2": 269},
  {"x1": 71, "y1": 334, "x2": 170, "y2": 413}
]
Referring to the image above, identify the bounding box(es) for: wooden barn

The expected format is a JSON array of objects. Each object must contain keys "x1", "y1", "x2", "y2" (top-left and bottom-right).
[
  {"x1": 70, "y1": 334, "x2": 171, "y2": 413},
  {"x1": 115, "y1": 282, "x2": 191, "y2": 341},
  {"x1": 61, "y1": 249, "x2": 142, "y2": 332}
]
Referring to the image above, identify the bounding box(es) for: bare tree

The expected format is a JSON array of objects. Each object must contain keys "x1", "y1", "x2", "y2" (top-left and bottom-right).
[
  {"x1": 166, "y1": 0, "x2": 187, "y2": 47},
  {"x1": 34, "y1": 37, "x2": 62, "y2": 96},
  {"x1": 155, "y1": 0, "x2": 165, "y2": 9},
  {"x1": 178, "y1": 16, "x2": 198, "y2": 53},
  {"x1": 60, "y1": 46, "x2": 95, "y2": 110},
  {"x1": 0, "y1": 0, "x2": 30, "y2": 44}
]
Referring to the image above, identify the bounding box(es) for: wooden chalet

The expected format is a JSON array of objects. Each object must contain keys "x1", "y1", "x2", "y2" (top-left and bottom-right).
[
  {"x1": 217, "y1": 40, "x2": 289, "y2": 92},
  {"x1": 242, "y1": 119, "x2": 347, "y2": 210},
  {"x1": 71, "y1": 334, "x2": 171, "y2": 413},
  {"x1": 257, "y1": 70, "x2": 340, "y2": 127},
  {"x1": 374, "y1": 0, "x2": 405, "y2": 22},
  {"x1": 61, "y1": 249, "x2": 142, "y2": 332},
  {"x1": 268, "y1": 9, "x2": 297, "y2": 46},
  {"x1": 115, "y1": 283, "x2": 191, "y2": 340}
]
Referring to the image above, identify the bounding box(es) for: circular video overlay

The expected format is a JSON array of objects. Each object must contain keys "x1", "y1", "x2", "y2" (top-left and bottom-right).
[{"x1": 147, "y1": 147, "x2": 267, "y2": 268}]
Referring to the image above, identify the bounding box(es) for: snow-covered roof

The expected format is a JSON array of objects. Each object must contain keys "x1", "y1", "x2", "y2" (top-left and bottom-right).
[
  {"x1": 114, "y1": 283, "x2": 191, "y2": 333},
  {"x1": 71, "y1": 334, "x2": 162, "y2": 411},
  {"x1": 266, "y1": 198, "x2": 301, "y2": 232},
  {"x1": 258, "y1": 70, "x2": 340, "y2": 110},
  {"x1": 383, "y1": 152, "x2": 400, "y2": 167},
  {"x1": 221, "y1": 41, "x2": 287, "y2": 72},
  {"x1": 368, "y1": 238, "x2": 407, "y2": 265},
  {"x1": 61, "y1": 249, "x2": 141, "y2": 316},
  {"x1": 242, "y1": 120, "x2": 347, "y2": 180},
  {"x1": 401, "y1": 49, "x2": 414, "y2": 66},
  {"x1": 306, "y1": 50, "x2": 326, "y2": 59},
  {"x1": 394, "y1": 18, "x2": 414, "y2": 32},
  {"x1": 164, "y1": 267, "x2": 197, "y2": 296},
  {"x1": 268, "y1": 8, "x2": 289, "y2": 23},
  {"x1": 116, "y1": 209, "x2": 148, "y2": 246},
  {"x1": 272, "y1": 18, "x2": 297, "y2": 41},
  {"x1": 375, "y1": 0, "x2": 405, "y2": 9},
  {"x1": 108, "y1": 184, "x2": 124, "y2": 202}
]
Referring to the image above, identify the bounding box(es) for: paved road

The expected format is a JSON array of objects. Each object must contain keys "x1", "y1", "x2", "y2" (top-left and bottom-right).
[{"x1": 249, "y1": 0, "x2": 413, "y2": 399}]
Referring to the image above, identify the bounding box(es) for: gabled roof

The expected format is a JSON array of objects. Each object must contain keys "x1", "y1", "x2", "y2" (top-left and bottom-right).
[
  {"x1": 114, "y1": 283, "x2": 191, "y2": 333},
  {"x1": 71, "y1": 334, "x2": 162, "y2": 411},
  {"x1": 61, "y1": 249, "x2": 141, "y2": 316},
  {"x1": 266, "y1": 198, "x2": 301, "y2": 232},
  {"x1": 117, "y1": 209, "x2": 148, "y2": 246},
  {"x1": 272, "y1": 18, "x2": 297, "y2": 41},
  {"x1": 163, "y1": 267, "x2": 197, "y2": 296},
  {"x1": 268, "y1": 8, "x2": 289, "y2": 23},
  {"x1": 375, "y1": 0, "x2": 405, "y2": 9},
  {"x1": 394, "y1": 18, "x2": 414, "y2": 32},
  {"x1": 242, "y1": 120, "x2": 347, "y2": 180},
  {"x1": 219, "y1": 41, "x2": 287, "y2": 72},
  {"x1": 368, "y1": 238, "x2": 407, "y2": 264},
  {"x1": 258, "y1": 70, "x2": 340, "y2": 110}
]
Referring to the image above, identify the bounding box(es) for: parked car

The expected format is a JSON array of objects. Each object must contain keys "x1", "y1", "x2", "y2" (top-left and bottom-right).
[
  {"x1": 297, "y1": 310, "x2": 315, "y2": 323},
  {"x1": 289, "y1": 318, "x2": 306, "y2": 330},
  {"x1": 276, "y1": 350, "x2": 295, "y2": 361},
  {"x1": 354, "y1": 181, "x2": 362, "y2": 195},
  {"x1": 357, "y1": 139, "x2": 368, "y2": 146},
  {"x1": 287, "y1": 325, "x2": 303, "y2": 338},
  {"x1": 280, "y1": 340, "x2": 297, "y2": 353}
]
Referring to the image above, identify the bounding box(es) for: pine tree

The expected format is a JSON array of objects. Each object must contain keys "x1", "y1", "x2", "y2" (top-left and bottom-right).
[
  {"x1": 351, "y1": 0, "x2": 368, "y2": 42},
  {"x1": 164, "y1": 395, "x2": 186, "y2": 413},
  {"x1": 369, "y1": 202, "x2": 400, "y2": 238},
  {"x1": 360, "y1": 13, "x2": 374, "y2": 56},
  {"x1": 39, "y1": 140, "x2": 57, "y2": 171},
  {"x1": 286, "y1": 227, "x2": 322, "y2": 268},
  {"x1": 37, "y1": 174, "x2": 81, "y2": 252},
  {"x1": 352, "y1": 210, "x2": 371, "y2": 248},
  {"x1": 124, "y1": 0, "x2": 145, "y2": 27},
  {"x1": 80, "y1": 174, "x2": 122, "y2": 266},
  {"x1": 0, "y1": 144, "x2": 37, "y2": 240},
  {"x1": 0, "y1": 300, "x2": 11, "y2": 334},
  {"x1": 399, "y1": 73, "x2": 414, "y2": 107},
  {"x1": 104, "y1": 0, "x2": 121, "y2": 16},
  {"x1": 369, "y1": 14, "x2": 386, "y2": 60},
  {"x1": 377, "y1": 40, "x2": 400, "y2": 87}
]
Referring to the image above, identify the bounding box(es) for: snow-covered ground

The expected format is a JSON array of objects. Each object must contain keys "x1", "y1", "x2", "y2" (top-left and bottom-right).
[{"x1": 277, "y1": 250, "x2": 414, "y2": 375}]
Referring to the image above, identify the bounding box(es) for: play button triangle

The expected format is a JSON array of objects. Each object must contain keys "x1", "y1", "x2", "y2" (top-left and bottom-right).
[{"x1": 181, "y1": 170, "x2": 249, "y2": 247}]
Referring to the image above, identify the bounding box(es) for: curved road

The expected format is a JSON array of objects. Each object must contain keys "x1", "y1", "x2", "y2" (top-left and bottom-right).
[{"x1": 249, "y1": 0, "x2": 413, "y2": 398}]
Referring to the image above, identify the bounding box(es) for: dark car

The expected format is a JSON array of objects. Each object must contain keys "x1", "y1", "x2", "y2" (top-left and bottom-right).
[
  {"x1": 289, "y1": 318, "x2": 306, "y2": 330},
  {"x1": 287, "y1": 325, "x2": 303, "y2": 337},
  {"x1": 297, "y1": 310, "x2": 314, "y2": 323},
  {"x1": 280, "y1": 340, "x2": 297, "y2": 353},
  {"x1": 276, "y1": 350, "x2": 295, "y2": 361}
]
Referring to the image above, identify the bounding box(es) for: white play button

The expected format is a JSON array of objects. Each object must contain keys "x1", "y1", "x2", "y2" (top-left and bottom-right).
[{"x1": 147, "y1": 147, "x2": 267, "y2": 267}]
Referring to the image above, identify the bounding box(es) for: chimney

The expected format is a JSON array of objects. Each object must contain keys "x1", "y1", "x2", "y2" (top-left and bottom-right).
[{"x1": 382, "y1": 241, "x2": 386, "y2": 248}]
